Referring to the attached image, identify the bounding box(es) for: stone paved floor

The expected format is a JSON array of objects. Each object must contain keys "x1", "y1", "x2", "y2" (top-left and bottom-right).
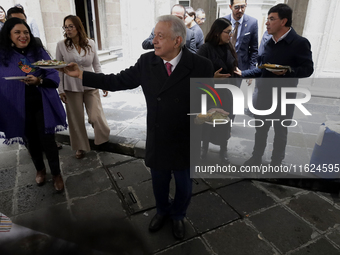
[{"x1": 1, "y1": 143, "x2": 340, "y2": 254}]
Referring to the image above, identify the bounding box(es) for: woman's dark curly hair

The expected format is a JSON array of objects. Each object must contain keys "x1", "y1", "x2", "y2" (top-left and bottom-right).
[
  {"x1": 63, "y1": 15, "x2": 92, "y2": 55},
  {"x1": 0, "y1": 18, "x2": 42, "y2": 66}
]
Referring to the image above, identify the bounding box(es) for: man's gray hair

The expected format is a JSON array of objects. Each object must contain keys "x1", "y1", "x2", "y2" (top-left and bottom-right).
[{"x1": 156, "y1": 15, "x2": 186, "y2": 48}]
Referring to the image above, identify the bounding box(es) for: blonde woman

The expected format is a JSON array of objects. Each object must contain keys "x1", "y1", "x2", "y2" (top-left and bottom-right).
[{"x1": 56, "y1": 15, "x2": 110, "y2": 159}]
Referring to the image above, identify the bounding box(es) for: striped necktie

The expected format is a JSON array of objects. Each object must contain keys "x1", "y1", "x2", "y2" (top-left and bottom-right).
[{"x1": 231, "y1": 22, "x2": 239, "y2": 47}]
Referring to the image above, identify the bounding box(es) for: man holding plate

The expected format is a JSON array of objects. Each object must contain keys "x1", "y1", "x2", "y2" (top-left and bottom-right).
[{"x1": 235, "y1": 4, "x2": 314, "y2": 167}]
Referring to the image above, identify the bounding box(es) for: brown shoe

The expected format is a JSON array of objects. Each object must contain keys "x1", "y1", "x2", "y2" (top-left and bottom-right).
[
  {"x1": 75, "y1": 150, "x2": 85, "y2": 159},
  {"x1": 53, "y1": 174, "x2": 64, "y2": 192},
  {"x1": 35, "y1": 169, "x2": 46, "y2": 186}
]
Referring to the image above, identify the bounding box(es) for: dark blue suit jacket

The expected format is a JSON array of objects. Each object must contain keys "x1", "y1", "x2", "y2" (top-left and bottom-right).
[
  {"x1": 243, "y1": 28, "x2": 314, "y2": 121},
  {"x1": 224, "y1": 14, "x2": 258, "y2": 71}
]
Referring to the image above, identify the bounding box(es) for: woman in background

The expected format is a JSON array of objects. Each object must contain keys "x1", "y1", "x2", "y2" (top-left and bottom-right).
[
  {"x1": 0, "y1": 6, "x2": 6, "y2": 31},
  {"x1": 197, "y1": 18, "x2": 239, "y2": 164},
  {"x1": 56, "y1": 15, "x2": 110, "y2": 159},
  {"x1": 0, "y1": 18, "x2": 67, "y2": 191}
]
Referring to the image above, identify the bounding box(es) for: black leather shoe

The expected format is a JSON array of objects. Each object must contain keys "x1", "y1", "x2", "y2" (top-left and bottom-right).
[
  {"x1": 270, "y1": 160, "x2": 282, "y2": 166},
  {"x1": 172, "y1": 219, "x2": 185, "y2": 240},
  {"x1": 149, "y1": 214, "x2": 167, "y2": 232},
  {"x1": 243, "y1": 156, "x2": 262, "y2": 166},
  {"x1": 219, "y1": 150, "x2": 231, "y2": 165}
]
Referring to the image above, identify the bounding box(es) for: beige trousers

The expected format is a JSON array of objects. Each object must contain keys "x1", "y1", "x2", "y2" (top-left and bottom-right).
[{"x1": 65, "y1": 89, "x2": 110, "y2": 151}]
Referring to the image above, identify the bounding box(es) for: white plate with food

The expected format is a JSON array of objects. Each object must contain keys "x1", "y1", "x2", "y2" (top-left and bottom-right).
[
  {"x1": 3, "y1": 76, "x2": 27, "y2": 80},
  {"x1": 259, "y1": 63, "x2": 291, "y2": 72},
  {"x1": 195, "y1": 110, "x2": 230, "y2": 125},
  {"x1": 34, "y1": 64, "x2": 68, "y2": 69},
  {"x1": 32, "y1": 60, "x2": 68, "y2": 69},
  {"x1": 205, "y1": 117, "x2": 230, "y2": 125},
  {"x1": 266, "y1": 68, "x2": 286, "y2": 72}
]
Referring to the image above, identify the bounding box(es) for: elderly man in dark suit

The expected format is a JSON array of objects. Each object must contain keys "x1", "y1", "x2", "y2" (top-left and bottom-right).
[
  {"x1": 236, "y1": 4, "x2": 314, "y2": 167},
  {"x1": 224, "y1": 0, "x2": 258, "y2": 78},
  {"x1": 142, "y1": 4, "x2": 197, "y2": 53},
  {"x1": 63, "y1": 15, "x2": 213, "y2": 240}
]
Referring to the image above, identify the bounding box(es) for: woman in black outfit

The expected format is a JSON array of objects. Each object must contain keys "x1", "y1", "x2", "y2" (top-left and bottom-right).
[{"x1": 197, "y1": 18, "x2": 239, "y2": 164}]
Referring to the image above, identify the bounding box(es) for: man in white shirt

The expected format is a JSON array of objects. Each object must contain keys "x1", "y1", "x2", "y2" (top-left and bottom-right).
[{"x1": 14, "y1": 4, "x2": 40, "y2": 37}]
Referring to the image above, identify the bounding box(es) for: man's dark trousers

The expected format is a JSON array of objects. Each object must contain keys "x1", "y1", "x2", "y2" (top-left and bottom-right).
[
  {"x1": 252, "y1": 119, "x2": 288, "y2": 162},
  {"x1": 151, "y1": 168, "x2": 192, "y2": 220}
]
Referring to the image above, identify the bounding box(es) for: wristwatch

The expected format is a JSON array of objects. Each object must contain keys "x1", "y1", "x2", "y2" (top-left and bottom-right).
[{"x1": 39, "y1": 77, "x2": 43, "y2": 85}]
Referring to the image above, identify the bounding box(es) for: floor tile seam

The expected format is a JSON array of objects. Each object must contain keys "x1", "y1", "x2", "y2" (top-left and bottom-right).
[
  {"x1": 241, "y1": 218, "x2": 283, "y2": 255},
  {"x1": 280, "y1": 192, "x2": 340, "y2": 232},
  {"x1": 60, "y1": 165, "x2": 104, "y2": 178},
  {"x1": 296, "y1": 118, "x2": 337, "y2": 124},
  {"x1": 246, "y1": 207, "x2": 334, "y2": 254},
  {"x1": 10, "y1": 200, "x2": 69, "y2": 219},
  {"x1": 12, "y1": 150, "x2": 20, "y2": 216},
  {"x1": 305, "y1": 101, "x2": 340, "y2": 107},
  {"x1": 192, "y1": 236, "x2": 218, "y2": 255},
  {"x1": 315, "y1": 192, "x2": 340, "y2": 209},
  {"x1": 191, "y1": 217, "x2": 240, "y2": 237},
  {"x1": 285, "y1": 234, "x2": 340, "y2": 255},
  {"x1": 279, "y1": 199, "x2": 324, "y2": 235},
  {"x1": 240, "y1": 202, "x2": 284, "y2": 218},
  {"x1": 312, "y1": 192, "x2": 340, "y2": 210},
  {"x1": 305, "y1": 102, "x2": 340, "y2": 107},
  {"x1": 103, "y1": 118, "x2": 145, "y2": 126},
  {"x1": 103, "y1": 158, "x2": 138, "y2": 169},
  {"x1": 324, "y1": 231, "x2": 340, "y2": 250},
  {"x1": 202, "y1": 178, "x2": 244, "y2": 190},
  {"x1": 211, "y1": 182, "x2": 287, "y2": 218},
  {"x1": 288, "y1": 130, "x2": 318, "y2": 136},
  {"x1": 67, "y1": 186, "x2": 117, "y2": 202},
  {"x1": 192, "y1": 189, "x2": 243, "y2": 219},
  {"x1": 152, "y1": 236, "x2": 215, "y2": 255},
  {"x1": 66, "y1": 186, "x2": 130, "y2": 219},
  {"x1": 251, "y1": 180, "x2": 309, "y2": 203},
  {"x1": 60, "y1": 163, "x2": 83, "y2": 219},
  {"x1": 129, "y1": 207, "x2": 156, "y2": 217},
  {"x1": 102, "y1": 164, "x2": 135, "y2": 216}
]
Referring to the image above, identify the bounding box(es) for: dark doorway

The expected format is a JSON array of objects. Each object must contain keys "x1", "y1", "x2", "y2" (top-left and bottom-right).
[{"x1": 74, "y1": 0, "x2": 102, "y2": 49}]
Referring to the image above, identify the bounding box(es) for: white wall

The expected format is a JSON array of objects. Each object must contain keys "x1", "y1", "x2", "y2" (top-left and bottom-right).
[{"x1": 303, "y1": 0, "x2": 340, "y2": 78}]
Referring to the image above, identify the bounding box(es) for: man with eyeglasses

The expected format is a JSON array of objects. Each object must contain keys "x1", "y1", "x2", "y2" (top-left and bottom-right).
[
  {"x1": 195, "y1": 8, "x2": 206, "y2": 25},
  {"x1": 236, "y1": 4, "x2": 313, "y2": 167},
  {"x1": 142, "y1": 4, "x2": 197, "y2": 53},
  {"x1": 223, "y1": 0, "x2": 258, "y2": 81}
]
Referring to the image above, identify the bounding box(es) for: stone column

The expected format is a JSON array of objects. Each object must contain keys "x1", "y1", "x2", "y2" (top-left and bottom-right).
[
  {"x1": 286, "y1": 0, "x2": 309, "y2": 36},
  {"x1": 191, "y1": 0, "x2": 218, "y2": 37},
  {"x1": 119, "y1": 0, "x2": 172, "y2": 65},
  {"x1": 99, "y1": 0, "x2": 122, "y2": 51},
  {"x1": 40, "y1": 0, "x2": 74, "y2": 57}
]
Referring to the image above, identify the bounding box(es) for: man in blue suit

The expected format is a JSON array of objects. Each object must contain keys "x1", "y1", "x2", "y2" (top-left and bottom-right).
[{"x1": 224, "y1": 0, "x2": 258, "y2": 79}]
